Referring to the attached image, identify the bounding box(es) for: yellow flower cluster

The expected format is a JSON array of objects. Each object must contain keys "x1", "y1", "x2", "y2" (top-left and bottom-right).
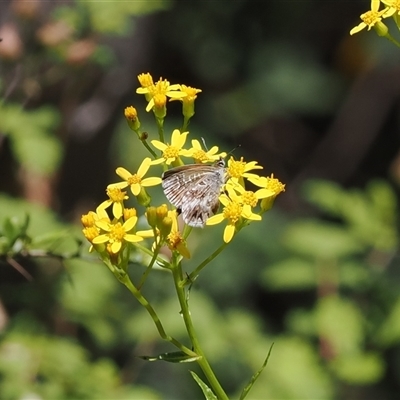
[
  {"x1": 350, "y1": 0, "x2": 400, "y2": 42},
  {"x1": 82, "y1": 73, "x2": 285, "y2": 263}
]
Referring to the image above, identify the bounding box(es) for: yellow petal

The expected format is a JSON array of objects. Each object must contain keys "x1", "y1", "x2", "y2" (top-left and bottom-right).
[
  {"x1": 123, "y1": 216, "x2": 138, "y2": 231},
  {"x1": 206, "y1": 213, "x2": 225, "y2": 225},
  {"x1": 350, "y1": 22, "x2": 367, "y2": 35},
  {"x1": 130, "y1": 183, "x2": 141, "y2": 196},
  {"x1": 116, "y1": 167, "x2": 132, "y2": 180},
  {"x1": 223, "y1": 224, "x2": 235, "y2": 243},
  {"x1": 111, "y1": 241, "x2": 122, "y2": 253},
  {"x1": 371, "y1": 0, "x2": 380, "y2": 12},
  {"x1": 124, "y1": 234, "x2": 143, "y2": 243},
  {"x1": 113, "y1": 202, "x2": 123, "y2": 219},
  {"x1": 137, "y1": 158, "x2": 151, "y2": 177},
  {"x1": 151, "y1": 140, "x2": 167, "y2": 151},
  {"x1": 92, "y1": 234, "x2": 109, "y2": 244},
  {"x1": 141, "y1": 177, "x2": 162, "y2": 187}
]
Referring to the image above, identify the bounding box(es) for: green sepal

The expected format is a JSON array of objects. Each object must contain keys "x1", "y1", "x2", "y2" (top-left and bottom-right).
[
  {"x1": 190, "y1": 371, "x2": 217, "y2": 400},
  {"x1": 138, "y1": 350, "x2": 201, "y2": 363},
  {"x1": 239, "y1": 343, "x2": 274, "y2": 400}
]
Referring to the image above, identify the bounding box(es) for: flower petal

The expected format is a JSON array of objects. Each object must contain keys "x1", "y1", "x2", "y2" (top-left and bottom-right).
[
  {"x1": 206, "y1": 213, "x2": 225, "y2": 225},
  {"x1": 151, "y1": 140, "x2": 167, "y2": 151},
  {"x1": 124, "y1": 234, "x2": 143, "y2": 243},
  {"x1": 123, "y1": 216, "x2": 138, "y2": 231},
  {"x1": 92, "y1": 234, "x2": 109, "y2": 244},
  {"x1": 223, "y1": 224, "x2": 235, "y2": 243},
  {"x1": 116, "y1": 167, "x2": 132, "y2": 180},
  {"x1": 141, "y1": 177, "x2": 162, "y2": 187},
  {"x1": 350, "y1": 22, "x2": 367, "y2": 35},
  {"x1": 137, "y1": 157, "x2": 152, "y2": 177}
]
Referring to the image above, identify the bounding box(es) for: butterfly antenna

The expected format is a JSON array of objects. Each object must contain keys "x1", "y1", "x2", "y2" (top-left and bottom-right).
[{"x1": 201, "y1": 137, "x2": 209, "y2": 152}]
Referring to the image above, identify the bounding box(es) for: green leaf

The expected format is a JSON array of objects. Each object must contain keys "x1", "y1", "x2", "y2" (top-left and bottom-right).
[
  {"x1": 239, "y1": 343, "x2": 274, "y2": 400},
  {"x1": 331, "y1": 352, "x2": 384, "y2": 384},
  {"x1": 189, "y1": 371, "x2": 217, "y2": 400},
  {"x1": 262, "y1": 258, "x2": 316, "y2": 290},
  {"x1": 283, "y1": 220, "x2": 364, "y2": 259},
  {"x1": 11, "y1": 133, "x2": 62, "y2": 175},
  {"x1": 138, "y1": 351, "x2": 201, "y2": 363}
]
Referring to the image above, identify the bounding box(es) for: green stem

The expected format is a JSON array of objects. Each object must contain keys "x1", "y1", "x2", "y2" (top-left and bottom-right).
[
  {"x1": 142, "y1": 139, "x2": 157, "y2": 158},
  {"x1": 182, "y1": 241, "x2": 229, "y2": 287},
  {"x1": 118, "y1": 272, "x2": 196, "y2": 357},
  {"x1": 385, "y1": 32, "x2": 400, "y2": 48},
  {"x1": 133, "y1": 242, "x2": 168, "y2": 267},
  {"x1": 156, "y1": 117, "x2": 165, "y2": 142},
  {"x1": 182, "y1": 116, "x2": 190, "y2": 132},
  {"x1": 138, "y1": 244, "x2": 162, "y2": 289},
  {"x1": 171, "y1": 261, "x2": 229, "y2": 400}
]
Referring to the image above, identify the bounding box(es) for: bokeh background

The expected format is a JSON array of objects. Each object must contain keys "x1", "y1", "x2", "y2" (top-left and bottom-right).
[{"x1": 1, "y1": 0, "x2": 400, "y2": 399}]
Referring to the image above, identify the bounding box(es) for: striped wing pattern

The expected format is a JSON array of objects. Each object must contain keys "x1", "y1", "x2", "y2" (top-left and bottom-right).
[{"x1": 162, "y1": 164, "x2": 225, "y2": 228}]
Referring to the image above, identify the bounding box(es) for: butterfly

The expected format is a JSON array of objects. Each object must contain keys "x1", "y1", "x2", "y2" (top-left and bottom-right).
[{"x1": 161, "y1": 158, "x2": 226, "y2": 228}]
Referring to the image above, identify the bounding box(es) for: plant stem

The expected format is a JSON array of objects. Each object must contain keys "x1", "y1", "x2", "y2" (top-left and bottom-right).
[
  {"x1": 171, "y1": 261, "x2": 229, "y2": 400},
  {"x1": 156, "y1": 117, "x2": 165, "y2": 142},
  {"x1": 181, "y1": 241, "x2": 229, "y2": 287},
  {"x1": 118, "y1": 272, "x2": 196, "y2": 357}
]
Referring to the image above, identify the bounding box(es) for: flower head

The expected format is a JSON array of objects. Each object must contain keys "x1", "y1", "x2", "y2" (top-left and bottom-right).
[
  {"x1": 137, "y1": 76, "x2": 187, "y2": 112},
  {"x1": 166, "y1": 210, "x2": 191, "y2": 259},
  {"x1": 170, "y1": 84, "x2": 202, "y2": 119},
  {"x1": 98, "y1": 187, "x2": 129, "y2": 219},
  {"x1": 108, "y1": 157, "x2": 162, "y2": 196},
  {"x1": 185, "y1": 139, "x2": 227, "y2": 163},
  {"x1": 206, "y1": 194, "x2": 261, "y2": 243},
  {"x1": 227, "y1": 156, "x2": 263, "y2": 183},
  {"x1": 350, "y1": 0, "x2": 389, "y2": 35},
  {"x1": 93, "y1": 216, "x2": 143, "y2": 254},
  {"x1": 151, "y1": 129, "x2": 190, "y2": 165}
]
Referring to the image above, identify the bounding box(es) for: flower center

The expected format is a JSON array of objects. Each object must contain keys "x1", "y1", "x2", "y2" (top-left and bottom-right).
[
  {"x1": 192, "y1": 149, "x2": 208, "y2": 162},
  {"x1": 83, "y1": 226, "x2": 99, "y2": 242},
  {"x1": 168, "y1": 231, "x2": 183, "y2": 249},
  {"x1": 223, "y1": 202, "x2": 243, "y2": 224},
  {"x1": 228, "y1": 158, "x2": 246, "y2": 178},
  {"x1": 107, "y1": 187, "x2": 127, "y2": 202},
  {"x1": 242, "y1": 191, "x2": 258, "y2": 207},
  {"x1": 127, "y1": 174, "x2": 142, "y2": 185},
  {"x1": 361, "y1": 10, "x2": 380, "y2": 26},
  {"x1": 265, "y1": 174, "x2": 286, "y2": 195},
  {"x1": 163, "y1": 145, "x2": 180, "y2": 160},
  {"x1": 108, "y1": 222, "x2": 126, "y2": 242}
]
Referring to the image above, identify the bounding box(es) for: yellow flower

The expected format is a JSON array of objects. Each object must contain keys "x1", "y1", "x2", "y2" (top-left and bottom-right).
[
  {"x1": 170, "y1": 84, "x2": 202, "y2": 119},
  {"x1": 166, "y1": 210, "x2": 191, "y2": 259},
  {"x1": 151, "y1": 129, "x2": 190, "y2": 165},
  {"x1": 206, "y1": 194, "x2": 261, "y2": 243},
  {"x1": 226, "y1": 180, "x2": 272, "y2": 215},
  {"x1": 185, "y1": 139, "x2": 227, "y2": 163},
  {"x1": 227, "y1": 156, "x2": 263, "y2": 183},
  {"x1": 93, "y1": 216, "x2": 143, "y2": 254},
  {"x1": 82, "y1": 207, "x2": 110, "y2": 251},
  {"x1": 137, "y1": 73, "x2": 154, "y2": 90},
  {"x1": 124, "y1": 106, "x2": 140, "y2": 131},
  {"x1": 350, "y1": 0, "x2": 389, "y2": 35},
  {"x1": 247, "y1": 174, "x2": 285, "y2": 211},
  {"x1": 137, "y1": 76, "x2": 187, "y2": 112},
  {"x1": 382, "y1": 0, "x2": 400, "y2": 22},
  {"x1": 108, "y1": 158, "x2": 162, "y2": 196},
  {"x1": 98, "y1": 187, "x2": 128, "y2": 219}
]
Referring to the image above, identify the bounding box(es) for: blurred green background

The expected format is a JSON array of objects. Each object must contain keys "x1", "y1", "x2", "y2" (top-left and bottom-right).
[{"x1": 2, "y1": 0, "x2": 400, "y2": 399}]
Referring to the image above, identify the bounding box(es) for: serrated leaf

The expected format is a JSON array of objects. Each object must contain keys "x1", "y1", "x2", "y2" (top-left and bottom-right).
[
  {"x1": 138, "y1": 351, "x2": 201, "y2": 363},
  {"x1": 190, "y1": 371, "x2": 217, "y2": 400},
  {"x1": 239, "y1": 343, "x2": 274, "y2": 400}
]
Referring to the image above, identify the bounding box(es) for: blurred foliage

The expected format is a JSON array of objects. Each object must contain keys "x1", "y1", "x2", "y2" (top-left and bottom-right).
[{"x1": 2, "y1": 0, "x2": 400, "y2": 399}]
